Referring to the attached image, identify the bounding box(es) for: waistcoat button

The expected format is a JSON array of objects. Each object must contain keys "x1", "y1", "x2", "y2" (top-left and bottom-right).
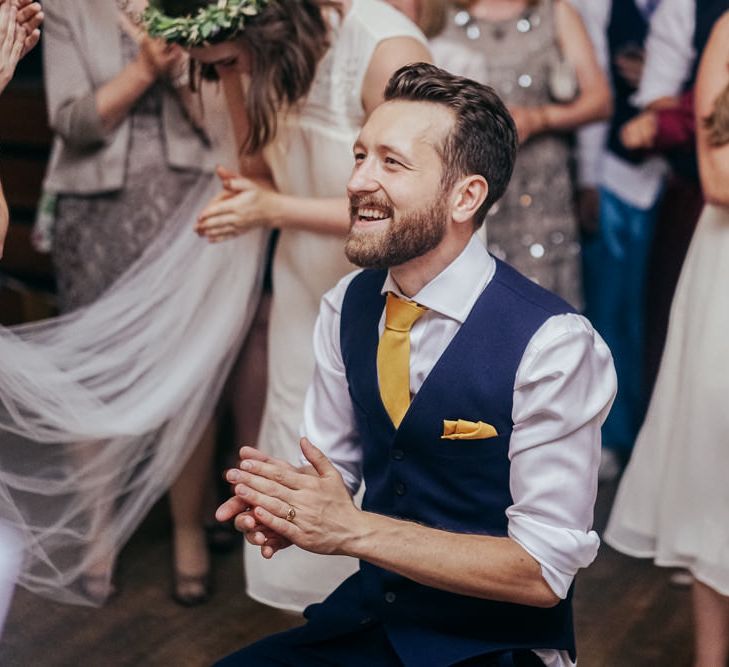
[
  {"x1": 394, "y1": 481, "x2": 406, "y2": 496},
  {"x1": 391, "y1": 449, "x2": 404, "y2": 461},
  {"x1": 384, "y1": 592, "x2": 396, "y2": 603}
]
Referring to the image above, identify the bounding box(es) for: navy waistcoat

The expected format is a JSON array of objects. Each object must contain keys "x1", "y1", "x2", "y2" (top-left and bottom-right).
[{"x1": 308, "y1": 259, "x2": 578, "y2": 666}]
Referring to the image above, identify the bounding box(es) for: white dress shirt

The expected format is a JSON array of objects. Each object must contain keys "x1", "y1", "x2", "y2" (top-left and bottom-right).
[
  {"x1": 301, "y1": 235, "x2": 617, "y2": 667},
  {"x1": 633, "y1": 0, "x2": 695, "y2": 107}
]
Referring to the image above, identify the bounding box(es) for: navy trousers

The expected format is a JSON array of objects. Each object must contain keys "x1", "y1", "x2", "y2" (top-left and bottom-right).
[{"x1": 213, "y1": 621, "x2": 546, "y2": 666}]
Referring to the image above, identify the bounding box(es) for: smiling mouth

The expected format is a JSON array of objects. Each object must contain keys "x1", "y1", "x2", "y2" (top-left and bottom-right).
[{"x1": 352, "y1": 206, "x2": 392, "y2": 226}]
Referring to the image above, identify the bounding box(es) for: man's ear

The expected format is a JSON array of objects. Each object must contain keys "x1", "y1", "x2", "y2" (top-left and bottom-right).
[{"x1": 451, "y1": 175, "x2": 488, "y2": 226}]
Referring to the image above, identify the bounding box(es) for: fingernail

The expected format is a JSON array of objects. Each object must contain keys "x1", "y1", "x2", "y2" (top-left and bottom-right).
[
  {"x1": 241, "y1": 460, "x2": 252, "y2": 471},
  {"x1": 227, "y1": 469, "x2": 242, "y2": 482}
]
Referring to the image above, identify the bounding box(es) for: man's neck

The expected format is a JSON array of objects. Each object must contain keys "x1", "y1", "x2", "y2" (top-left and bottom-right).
[{"x1": 389, "y1": 233, "x2": 472, "y2": 299}]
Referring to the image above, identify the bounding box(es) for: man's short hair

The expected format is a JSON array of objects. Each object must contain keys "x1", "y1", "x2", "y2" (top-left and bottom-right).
[{"x1": 384, "y1": 62, "x2": 517, "y2": 227}]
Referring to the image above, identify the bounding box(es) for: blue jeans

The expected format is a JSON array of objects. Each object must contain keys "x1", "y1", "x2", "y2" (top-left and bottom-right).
[{"x1": 583, "y1": 186, "x2": 659, "y2": 454}]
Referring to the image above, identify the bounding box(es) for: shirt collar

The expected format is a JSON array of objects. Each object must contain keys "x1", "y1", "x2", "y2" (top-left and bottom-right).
[{"x1": 381, "y1": 235, "x2": 496, "y2": 323}]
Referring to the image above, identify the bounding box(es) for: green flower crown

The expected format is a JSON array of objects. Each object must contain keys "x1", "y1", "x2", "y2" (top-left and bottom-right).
[{"x1": 143, "y1": 0, "x2": 268, "y2": 46}]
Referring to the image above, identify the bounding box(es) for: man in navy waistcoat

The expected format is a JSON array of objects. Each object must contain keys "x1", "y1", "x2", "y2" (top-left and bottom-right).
[{"x1": 216, "y1": 63, "x2": 616, "y2": 667}]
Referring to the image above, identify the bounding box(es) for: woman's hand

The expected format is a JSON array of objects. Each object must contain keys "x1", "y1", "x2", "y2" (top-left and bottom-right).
[
  {"x1": 138, "y1": 36, "x2": 186, "y2": 82},
  {"x1": 620, "y1": 110, "x2": 658, "y2": 150},
  {"x1": 195, "y1": 166, "x2": 278, "y2": 243},
  {"x1": 509, "y1": 106, "x2": 548, "y2": 144},
  {"x1": 0, "y1": 1, "x2": 25, "y2": 93}
]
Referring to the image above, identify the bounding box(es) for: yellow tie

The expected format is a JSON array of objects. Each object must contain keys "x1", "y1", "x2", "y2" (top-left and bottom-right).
[{"x1": 377, "y1": 292, "x2": 428, "y2": 428}]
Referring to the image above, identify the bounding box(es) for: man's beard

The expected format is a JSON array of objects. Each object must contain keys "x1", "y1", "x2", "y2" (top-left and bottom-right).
[{"x1": 344, "y1": 192, "x2": 448, "y2": 270}]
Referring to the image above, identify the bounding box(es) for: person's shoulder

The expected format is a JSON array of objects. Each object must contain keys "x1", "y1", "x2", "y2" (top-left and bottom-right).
[
  {"x1": 42, "y1": 0, "x2": 90, "y2": 25},
  {"x1": 521, "y1": 312, "x2": 614, "y2": 382},
  {"x1": 321, "y1": 269, "x2": 366, "y2": 316},
  {"x1": 492, "y1": 260, "x2": 576, "y2": 318},
  {"x1": 42, "y1": 0, "x2": 81, "y2": 14},
  {"x1": 710, "y1": 9, "x2": 729, "y2": 38},
  {"x1": 348, "y1": 0, "x2": 427, "y2": 43}
]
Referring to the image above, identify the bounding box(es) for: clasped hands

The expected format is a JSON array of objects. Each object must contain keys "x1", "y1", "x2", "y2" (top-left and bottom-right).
[
  {"x1": 216, "y1": 438, "x2": 362, "y2": 559},
  {"x1": 195, "y1": 166, "x2": 277, "y2": 243}
]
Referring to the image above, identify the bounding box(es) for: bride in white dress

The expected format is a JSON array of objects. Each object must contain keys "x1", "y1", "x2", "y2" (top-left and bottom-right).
[{"x1": 605, "y1": 12, "x2": 729, "y2": 665}]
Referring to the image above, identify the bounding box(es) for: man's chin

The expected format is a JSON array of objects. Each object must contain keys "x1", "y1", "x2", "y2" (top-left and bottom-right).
[{"x1": 344, "y1": 236, "x2": 388, "y2": 269}]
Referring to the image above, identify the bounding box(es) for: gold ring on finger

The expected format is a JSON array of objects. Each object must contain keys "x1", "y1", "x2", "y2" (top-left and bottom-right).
[{"x1": 285, "y1": 506, "x2": 296, "y2": 522}]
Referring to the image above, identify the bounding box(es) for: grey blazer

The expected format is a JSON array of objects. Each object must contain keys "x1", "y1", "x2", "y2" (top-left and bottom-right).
[{"x1": 42, "y1": 0, "x2": 216, "y2": 194}]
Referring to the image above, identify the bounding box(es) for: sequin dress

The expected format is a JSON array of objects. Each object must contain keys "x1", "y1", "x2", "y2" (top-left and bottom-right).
[
  {"x1": 432, "y1": 0, "x2": 583, "y2": 308},
  {"x1": 52, "y1": 31, "x2": 201, "y2": 313}
]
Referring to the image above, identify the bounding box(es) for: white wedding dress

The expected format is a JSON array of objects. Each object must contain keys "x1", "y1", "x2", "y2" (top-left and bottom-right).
[
  {"x1": 605, "y1": 204, "x2": 729, "y2": 596},
  {"x1": 0, "y1": 84, "x2": 270, "y2": 605}
]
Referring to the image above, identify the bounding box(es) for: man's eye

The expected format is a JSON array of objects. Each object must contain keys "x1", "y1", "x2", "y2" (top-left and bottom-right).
[
  {"x1": 385, "y1": 157, "x2": 402, "y2": 166},
  {"x1": 354, "y1": 152, "x2": 366, "y2": 162}
]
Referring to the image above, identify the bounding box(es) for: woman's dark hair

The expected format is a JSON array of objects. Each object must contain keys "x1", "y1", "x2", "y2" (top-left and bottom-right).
[
  {"x1": 159, "y1": 0, "x2": 337, "y2": 154},
  {"x1": 384, "y1": 62, "x2": 517, "y2": 227}
]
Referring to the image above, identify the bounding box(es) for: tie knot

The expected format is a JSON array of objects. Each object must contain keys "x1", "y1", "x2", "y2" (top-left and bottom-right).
[{"x1": 385, "y1": 292, "x2": 427, "y2": 332}]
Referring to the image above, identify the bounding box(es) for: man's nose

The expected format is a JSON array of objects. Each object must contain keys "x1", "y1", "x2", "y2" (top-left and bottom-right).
[{"x1": 347, "y1": 161, "x2": 380, "y2": 196}]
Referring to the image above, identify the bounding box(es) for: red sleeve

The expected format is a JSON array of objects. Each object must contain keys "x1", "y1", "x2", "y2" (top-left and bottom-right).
[{"x1": 652, "y1": 89, "x2": 696, "y2": 153}]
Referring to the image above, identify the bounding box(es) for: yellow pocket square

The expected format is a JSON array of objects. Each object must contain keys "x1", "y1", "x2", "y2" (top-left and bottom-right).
[{"x1": 441, "y1": 419, "x2": 499, "y2": 440}]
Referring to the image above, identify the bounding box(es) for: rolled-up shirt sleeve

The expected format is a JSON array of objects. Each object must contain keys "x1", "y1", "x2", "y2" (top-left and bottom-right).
[
  {"x1": 507, "y1": 314, "x2": 617, "y2": 599},
  {"x1": 300, "y1": 272, "x2": 364, "y2": 494}
]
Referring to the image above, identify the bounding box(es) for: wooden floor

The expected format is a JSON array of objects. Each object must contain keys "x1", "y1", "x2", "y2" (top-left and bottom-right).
[{"x1": 0, "y1": 480, "x2": 693, "y2": 667}]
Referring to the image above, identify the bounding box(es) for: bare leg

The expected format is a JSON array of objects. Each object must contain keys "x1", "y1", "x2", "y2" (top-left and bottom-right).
[
  {"x1": 168, "y1": 420, "x2": 216, "y2": 604},
  {"x1": 231, "y1": 291, "x2": 271, "y2": 449},
  {"x1": 75, "y1": 440, "x2": 118, "y2": 603},
  {"x1": 692, "y1": 578, "x2": 729, "y2": 667}
]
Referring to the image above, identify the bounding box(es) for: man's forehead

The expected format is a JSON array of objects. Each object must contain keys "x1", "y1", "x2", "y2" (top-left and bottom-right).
[{"x1": 357, "y1": 100, "x2": 454, "y2": 148}]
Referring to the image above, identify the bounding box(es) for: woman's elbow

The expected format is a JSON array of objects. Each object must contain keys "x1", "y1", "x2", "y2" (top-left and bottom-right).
[{"x1": 50, "y1": 97, "x2": 107, "y2": 150}]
